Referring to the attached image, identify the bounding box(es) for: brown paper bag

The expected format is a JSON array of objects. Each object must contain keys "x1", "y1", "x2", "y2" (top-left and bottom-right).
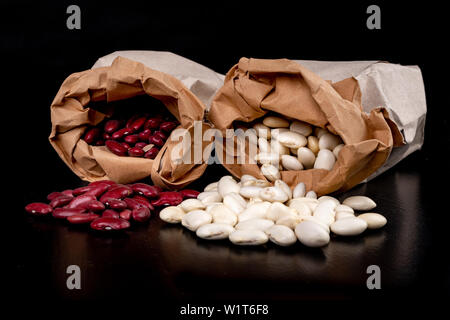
[
  {"x1": 49, "y1": 56, "x2": 209, "y2": 188},
  {"x1": 209, "y1": 58, "x2": 405, "y2": 195}
]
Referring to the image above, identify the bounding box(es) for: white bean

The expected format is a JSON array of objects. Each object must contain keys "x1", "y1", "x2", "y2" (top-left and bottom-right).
[
  {"x1": 271, "y1": 128, "x2": 290, "y2": 140},
  {"x1": 297, "y1": 147, "x2": 316, "y2": 169},
  {"x1": 305, "y1": 190, "x2": 317, "y2": 199},
  {"x1": 274, "y1": 179, "x2": 292, "y2": 199},
  {"x1": 253, "y1": 123, "x2": 271, "y2": 139},
  {"x1": 181, "y1": 210, "x2": 212, "y2": 232},
  {"x1": 266, "y1": 202, "x2": 296, "y2": 221},
  {"x1": 159, "y1": 206, "x2": 185, "y2": 224},
  {"x1": 223, "y1": 193, "x2": 246, "y2": 214},
  {"x1": 335, "y1": 211, "x2": 355, "y2": 220},
  {"x1": 240, "y1": 174, "x2": 257, "y2": 184},
  {"x1": 292, "y1": 182, "x2": 306, "y2": 198},
  {"x1": 319, "y1": 133, "x2": 342, "y2": 150},
  {"x1": 263, "y1": 116, "x2": 290, "y2": 128},
  {"x1": 204, "y1": 182, "x2": 218, "y2": 192},
  {"x1": 266, "y1": 225, "x2": 297, "y2": 246},
  {"x1": 314, "y1": 127, "x2": 328, "y2": 139},
  {"x1": 335, "y1": 204, "x2": 354, "y2": 213},
  {"x1": 260, "y1": 163, "x2": 281, "y2": 181},
  {"x1": 357, "y1": 213, "x2": 387, "y2": 229},
  {"x1": 217, "y1": 176, "x2": 240, "y2": 198},
  {"x1": 259, "y1": 186, "x2": 289, "y2": 203},
  {"x1": 295, "y1": 221, "x2": 330, "y2": 247},
  {"x1": 270, "y1": 138, "x2": 290, "y2": 155},
  {"x1": 241, "y1": 179, "x2": 271, "y2": 188},
  {"x1": 178, "y1": 199, "x2": 206, "y2": 212},
  {"x1": 307, "y1": 135, "x2": 320, "y2": 154},
  {"x1": 210, "y1": 204, "x2": 238, "y2": 226},
  {"x1": 314, "y1": 149, "x2": 336, "y2": 171},
  {"x1": 290, "y1": 120, "x2": 312, "y2": 136},
  {"x1": 258, "y1": 137, "x2": 271, "y2": 153},
  {"x1": 330, "y1": 217, "x2": 367, "y2": 236},
  {"x1": 281, "y1": 155, "x2": 303, "y2": 171},
  {"x1": 277, "y1": 131, "x2": 307, "y2": 149},
  {"x1": 276, "y1": 216, "x2": 302, "y2": 229},
  {"x1": 342, "y1": 196, "x2": 376, "y2": 210},
  {"x1": 289, "y1": 201, "x2": 311, "y2": 216},
  {"x1": 196, "y1": 223, "x2": 235, "y2": 240},
  {"x1": 255, "y1": 152, "x2": 280, "y2": 166},
  {"x1": 317, "y1": 196, "x2": 340, "y2": 207},
  {"x1": 239, "y1": 202, "x2": 271, "y2": 222},
  {"x1": 197, "y1": 191, "x2": 222, "y2": 204},
  {"x1": 239, "y1": 186, "x2": 263, "y2": 199},
  {"x1": 333, "y1": 144, "x2": 344, "y2": 158},
  {"x1": 229, "y1": 229, "x2": 269, "y2": 245}
]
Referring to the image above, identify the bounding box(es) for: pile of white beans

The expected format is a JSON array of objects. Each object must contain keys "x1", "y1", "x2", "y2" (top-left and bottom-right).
[
  {"x1": 250, "y1": 115, "x2": 344, "y2": 181},
  {"x1": 159, "y1": 175, "x2": 387, "y2": 247}
]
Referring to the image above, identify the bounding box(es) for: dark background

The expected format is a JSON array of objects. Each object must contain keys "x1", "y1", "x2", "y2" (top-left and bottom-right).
[{"x1": 4, "y1": 1, "x2": 449, "y2": 317}]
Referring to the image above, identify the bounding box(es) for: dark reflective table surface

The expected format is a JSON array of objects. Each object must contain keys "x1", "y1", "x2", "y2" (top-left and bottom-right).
[{"x1": 13, "y1": 151, "x2": 449, "y2": 316}]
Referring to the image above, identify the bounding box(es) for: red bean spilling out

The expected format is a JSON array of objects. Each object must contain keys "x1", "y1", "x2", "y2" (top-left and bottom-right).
[
  {"x1": 82, "y1": 105, "x2": 179, "y2": 159},
  {"x1": 25, "y1": 180, "x2": 198, "y2": 232}
]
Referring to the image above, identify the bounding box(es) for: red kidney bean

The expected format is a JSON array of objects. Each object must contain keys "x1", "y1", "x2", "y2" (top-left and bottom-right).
[
  {"x1": 89, "y1": 180, "x2": 116, "y2": 187},
  {"x1": 135, "y1": 142, "x2": 148, "y2": 149},
  {"x1": 73, "y1": 185, "x2": 93, "y2": 196},
  {"x1": 53, "y1": 208, "x2": 85, "y2": 219},
  {"x1": 85, "y1": 200, "x2": 105, "y2": 212},
  {"x1": 83, "y1": 183, "x2": 111, "y2": 198},
  {"x1": 124, "y1": 198, "x2": 143, "y2": 210},
  {"x1": 151, "y1": 192, "x2": 183, "y2": 207},
  {"x1": 126, "y1": 114, "x2": 141, "y2": 129},
  {"x1": 179, "y1": 189, "x2": 201, "y2": 199},
  {"x1": 132, "y1": 207, "x2": 151, "y2": 222},
  {"x1": 130, "y1": 116, "x2": 147, "y2": 132},
  {"x1": 49, "y1": 195, "x2": 74, "y2": 208},
  {"x1": 132, "y1": 195, "x2": 154, "y2": 210},
  {"x1": 144, "y1": 117, "x2": 162, "y2": 130},
  {"x1": 105, "y1": 140, "x2": 128, "y2": 156},
  {"x1": 62, "y1": 189, "x2": 74, "y2": 197},
  {"x1": 119, "y1": 209, "x2": 132, "y2": 220},
  {"x1": 103, "y1": 132, "x2": 112, "y2": 140},
  {"x1": 124, "y1": 134, "x2": 140, "y2": 144},
  {"x1": 95, "y1": 140, "x2": 105, "y2": 146},
  {"x1": 130, "y1": 183, "x2": 160, "y2": 198},
  {"x1": 67, "y1": 194, "x2": 97, "y2": 209},
  {"x1": 111, "y1": 128, "x2": 133, "y2": 140},
  {"x1": 138, "y1": 129, "x2": 152, "y2": 141},
  {"x1": 144, "y1": 147, "x2": 159, "y2": 159},
  {"x1": 107, "y1": 199, "x2": 128, "y2": 210},
  {"x1": 102, "y1": 209, "x2": 120, "y2": 219},
  {"x1": 90, "y1": 217, "x2": 130, "y2": 231},
  {"x1": 100, "y1": 185, "x2": 133, "y2": 202},
  {"x1": 104, "y1": 119, "x2": 121, "y2": 134},
  {"x1": 128, "y1": 147, "x2": 144, "y2": 157},
  {"x1": 153, "y1": 130, "x2": 167, "y2": 140},
  {"x1": 153, "y1": 185, "x2": 163, "y2": 193},
  {"x1": 47, "y1": 191, "x2": 67, "y2": 201},
  {"x1": 25, "y1": 202, "x2": 53, "y2": 215},
  {"x1": 159, "y1": 121, "x2": 177, "y2": 132},
  {"x1": 121, "y1": 142, "x2": 131, "y2": 150},
  {"x1": 83, "y1": 127, "x2": 101, "y2": 144},
  {"x1": 67, "y1": 213, "x2": 100, "y2": 224},
  {"x1": 148, "y1": 135, "x2": 164, "y2": 147}
]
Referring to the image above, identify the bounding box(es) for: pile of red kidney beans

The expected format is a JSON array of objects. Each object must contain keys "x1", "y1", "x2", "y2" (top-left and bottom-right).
[
  {"x1": 83, "y1": 109, "x2": 178, "y2": 159},
  {"x1": 25, "y1": 180, "x2": 199, "y2": 231}
]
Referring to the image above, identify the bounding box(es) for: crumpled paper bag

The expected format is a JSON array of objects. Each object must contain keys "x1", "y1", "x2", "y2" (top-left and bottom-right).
[
  {"x1": 93, "y1": 51, "x2": 426, "y2": 185},
  {"x1": 209, "y1": 58, "x2": 405, "y2": 195},
  {"x1": 49, "y1": 56, "x2": 210, "y2": 188}
]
